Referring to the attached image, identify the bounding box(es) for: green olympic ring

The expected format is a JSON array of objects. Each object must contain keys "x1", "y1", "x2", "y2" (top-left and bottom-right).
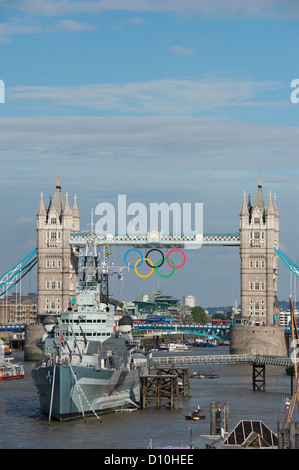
[{"x1": 155, "y1": 258, "x2": 175, "y2": 278}]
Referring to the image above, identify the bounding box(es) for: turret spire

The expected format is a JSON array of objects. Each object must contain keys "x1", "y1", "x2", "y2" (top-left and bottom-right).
[{"x1": 56, "y1": 174, "x2": 61, "y2": 190}]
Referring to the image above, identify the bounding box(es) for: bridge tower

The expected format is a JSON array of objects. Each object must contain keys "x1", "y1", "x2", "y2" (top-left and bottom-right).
[
  {"x1": 36, "y1": 177, "x2": 80, "y2": 316},
  {"x1": 239, "y1": 176, "x2": 279, "y2": 326}
]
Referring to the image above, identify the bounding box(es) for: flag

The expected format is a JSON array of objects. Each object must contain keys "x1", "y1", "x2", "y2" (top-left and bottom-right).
[{"x1": 60, "y1": 333, "x2": 65, "y2": 349}]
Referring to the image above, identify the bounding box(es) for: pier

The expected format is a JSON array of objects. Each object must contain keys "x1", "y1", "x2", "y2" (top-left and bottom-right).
[
  {"x1": 152, "y1": 353, "x2": 292, "y2": 367},
  {"x1": 153, "y1": 353, "x2": 293, "y2": 393},
  {"x1": 140, "y1": 374, "x2": 182, "y2": 410}
]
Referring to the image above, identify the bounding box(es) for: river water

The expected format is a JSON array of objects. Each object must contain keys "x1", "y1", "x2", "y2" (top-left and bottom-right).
[{"x1": 0, "y1": 347, "x2": 297, "y2": 449}]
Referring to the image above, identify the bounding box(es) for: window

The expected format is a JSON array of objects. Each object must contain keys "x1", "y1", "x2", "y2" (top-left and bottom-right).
[
  {"x1": 261, "y1": 261, "x2": 265, "y2": 268},
  {"x1": 57, "y1": 281, "x2": 61, "y2": 289},
  {"x1": 46, "y1": 282, "x2": 50, "y2": 289},
  {"x1": 255, "y1": 302, "x2": 259, "y2": 310},
  {"x1": 51, "y1": 232, "x2": 57, "y2": 239},
  {"x1": 52, "y1": 260, "x2": 55, "y2": 268},
  {"x1": 255, "y1": 282, "x2": 259, "y2": 290},
  {"x1": 46, "y1": 260, "x2": 50, "y2": 268},
  {"x1": 57, "y1": 260, "x2": 61, "y2": 268},
  {"x1": 52, "y1": 282, "x2": 56, "y2": 290},
  {"x1": 249, "y1": 261, "x2": 253, "y2": 268},
  {"x1": 255, "y1": 261, "x2": 259, "y2": 268},
  {"x1": 254, "y1": 232, "x2": 260, "y2": 240},
  {"x1": 254, "y1": 218, "x2": 260, "y2": 224},
  {"x1": 50, "y1": 218, "x2": 56, "y2": 224}
]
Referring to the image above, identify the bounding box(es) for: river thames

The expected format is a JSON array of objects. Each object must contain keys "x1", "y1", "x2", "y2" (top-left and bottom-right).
[{"x1": 0, "y1": 347, "x2": 297, "y2": 449}]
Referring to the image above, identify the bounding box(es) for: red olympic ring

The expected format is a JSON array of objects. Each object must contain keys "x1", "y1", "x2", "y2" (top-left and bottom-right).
[{"x1": 166, "y1": 249, "x2": 186, "y2": 269}]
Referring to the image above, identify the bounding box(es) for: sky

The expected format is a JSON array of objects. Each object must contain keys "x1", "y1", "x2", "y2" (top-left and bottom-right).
[{"x1": 1, "y1": 0, "x2": 299, "y2": 307}]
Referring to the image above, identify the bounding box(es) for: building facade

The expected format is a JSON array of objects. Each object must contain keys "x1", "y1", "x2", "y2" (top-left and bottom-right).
[
  {"x1": 239, "y1": 176, "x2": 279, "y2": 325},
  {"x1": 0, "y1": 294, "x2": 37, "y2": 324},
  {"x1": 183, "y1": 295, "x2": 196, "y2": 308},
  {"x1": 36, "y1": 178, "x2": 80, "y2": 316}
]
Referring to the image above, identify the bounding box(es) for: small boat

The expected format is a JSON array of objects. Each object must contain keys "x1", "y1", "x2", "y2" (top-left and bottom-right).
[
  {"x1": 185, "y1": 406, "x2": 205, "y2": 421},
  {"x1": 191, "y1": 371, "x2": 200, "y2": 378},
  {"x1": 197, "y1": 371, "x2": 219, "y2": 379},
  {"x1": 204, "y1": 371, "x2": 219, "y2": 379},
  {"x1": 0, "y1": 359, "x2": 25, "y2": 380},
  {"x1": 168, "y1": 343, "x2": 189, "y2": 351},
  {"x1": 0, "y1": 344, "x2": 12, "y2": 356}
]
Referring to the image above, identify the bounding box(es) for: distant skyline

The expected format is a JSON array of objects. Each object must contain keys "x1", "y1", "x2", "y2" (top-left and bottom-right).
[{"x1": 0, "y1": 1, "x2": 299, "y2": 307}]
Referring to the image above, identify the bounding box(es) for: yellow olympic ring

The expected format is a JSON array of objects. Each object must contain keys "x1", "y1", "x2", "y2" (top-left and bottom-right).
[{"x1": 134, "y1": 258, "x2": 154, "y2": 278}]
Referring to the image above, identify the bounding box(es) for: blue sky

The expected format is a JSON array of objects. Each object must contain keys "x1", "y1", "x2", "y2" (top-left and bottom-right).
[{"x1": 1, "y1": 0, "x2": 299, "y2": 307}]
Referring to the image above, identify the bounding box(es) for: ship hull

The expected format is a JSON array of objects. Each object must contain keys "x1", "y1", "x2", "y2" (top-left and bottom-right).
[{"x1": 32, "y1": 363, "x2": 140, "y2": 421}]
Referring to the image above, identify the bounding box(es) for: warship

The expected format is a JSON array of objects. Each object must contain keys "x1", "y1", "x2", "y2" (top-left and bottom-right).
[{"x1": 32, "y1": 244, "x2": 150, "y2": 421}]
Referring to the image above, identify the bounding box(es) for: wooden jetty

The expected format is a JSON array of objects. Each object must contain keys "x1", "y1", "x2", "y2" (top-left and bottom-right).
[
  {"x1": 156, "y1": 366, "x2": 192, "y2": 398},
  {"x1": 140, "y1": 374, "x2": 182, "y2": 410}
]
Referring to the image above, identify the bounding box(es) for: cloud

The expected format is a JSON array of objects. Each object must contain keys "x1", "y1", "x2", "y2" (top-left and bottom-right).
[
  {"x1": 170, "y1": 46, "x2": 197, "y2": 55},
  {"x1": 54, "y1": 19, "x2": 97, "y2": 32},
  {"x1": 8, "y1": 0, "x2": 299, "y2": 19},
  {"x1": 0, "y1": 16, "x2": 96, "y2": 42},
  {"x1": 0, "y1": 18, "x2": 43, "y2": 42},
  {"x1": 114, "y1": 17, "x2": 143, "y2": 29},
  {"x1": 8, "y1": 78, "x2": 285, "y2": 115},
  {"x1": 0, "y1": 116, "x2": 299, "y2": 178}
]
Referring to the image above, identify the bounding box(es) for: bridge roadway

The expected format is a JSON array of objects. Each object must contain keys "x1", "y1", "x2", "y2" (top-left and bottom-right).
[{"x1": 152, "y1": 353, "x2": 292, "y2": 367}]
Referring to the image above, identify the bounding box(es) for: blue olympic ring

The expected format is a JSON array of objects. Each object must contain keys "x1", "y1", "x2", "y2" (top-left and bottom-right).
[{"x1": 124, "y1": 248, "x2": 143, "y2": 268}]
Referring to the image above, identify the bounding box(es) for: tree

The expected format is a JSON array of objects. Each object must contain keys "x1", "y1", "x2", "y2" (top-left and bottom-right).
[{"x1": 191, "y1": 306, "x2": 208, "y2": 324}]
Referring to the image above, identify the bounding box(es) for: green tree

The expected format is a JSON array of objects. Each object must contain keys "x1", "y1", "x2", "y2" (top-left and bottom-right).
[{"x1": 191, "y1": 306, "x2": 208, "y2": 324}]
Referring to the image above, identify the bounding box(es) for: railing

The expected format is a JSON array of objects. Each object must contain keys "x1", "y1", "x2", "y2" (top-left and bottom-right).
[
  {"x1": 69, "y1": 232, "x2": 240, "y2": 247},
  {"x1": 152, "y1": 354, "x2": 292, "y2": 367}
]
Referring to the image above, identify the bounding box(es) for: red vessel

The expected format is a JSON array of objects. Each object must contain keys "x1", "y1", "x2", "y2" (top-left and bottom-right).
[{"x1": 0, "y1": 360, "x2": 25, "y2": 380}]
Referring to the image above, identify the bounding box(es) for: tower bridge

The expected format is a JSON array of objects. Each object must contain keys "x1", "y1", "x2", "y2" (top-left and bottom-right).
[
  {"x1": 1, "y1": 175, "x2": 297, "y2": 347},
  {"x1": 34, "y1": 174, "x2": 280, "y2": 330}
]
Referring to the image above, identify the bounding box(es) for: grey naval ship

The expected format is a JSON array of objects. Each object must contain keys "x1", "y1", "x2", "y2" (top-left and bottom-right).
[{"x1": 32, "y1": 246, "x2": 151, "y2": 421}]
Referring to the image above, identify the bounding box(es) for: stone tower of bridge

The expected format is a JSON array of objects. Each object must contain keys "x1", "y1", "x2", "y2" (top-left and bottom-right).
[
  {"x1": 239, "y1": 176, "x2": 279, "y2": 326},
  {"x1": 36, "y1": 177, "x2": 80, "y2": 316}
]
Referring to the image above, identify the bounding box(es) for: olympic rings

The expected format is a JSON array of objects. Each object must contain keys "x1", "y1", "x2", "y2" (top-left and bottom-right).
[
  {"x1": 135, "y1": 258, "x2": 154, "y2": 278},
  {"x1": 124, "y1": 248, "x2": 185, "y2": 278}
]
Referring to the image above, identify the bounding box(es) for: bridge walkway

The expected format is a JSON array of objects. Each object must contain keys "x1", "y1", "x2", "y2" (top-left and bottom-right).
[{"x1": 152, "y1": 354, "x2": 292, "y2": 367}]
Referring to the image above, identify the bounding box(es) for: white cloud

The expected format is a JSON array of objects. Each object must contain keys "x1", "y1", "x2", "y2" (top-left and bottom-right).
[
  {"x1": 114, "y1": 17, "x2": 143, "y2": 28},
  {"x1": 8, "y1": 78, "x2": 285, "y2": 115},
  {"x1": 0, "y1": 116, "x2": 299, "y2": 176},
  {"x1": 170, "y1": 46, "x2": 197, "y2": 55},
  {"x1": 8, "y1": 0, "x2": 299, "y2": 19},
  {"x1": 54, "y1": 19, "x2": 97, "y2": 32},
  {"x1": 0, "y1": 18, "x2": 43, "y2": 42},
  {"x1": 0, "y1": 16, "x2": 96, "y2": 42}
]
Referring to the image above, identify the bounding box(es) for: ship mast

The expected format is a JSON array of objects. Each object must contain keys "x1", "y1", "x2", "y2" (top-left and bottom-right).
[{"x1": 285, "y1": 296, "x2": 299, "y2": 439}]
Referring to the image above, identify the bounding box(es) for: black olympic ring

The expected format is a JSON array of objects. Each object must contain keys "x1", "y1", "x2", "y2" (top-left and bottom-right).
[{"x1": 145, "y1": 249, "x2": 164, "y2": 268}]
